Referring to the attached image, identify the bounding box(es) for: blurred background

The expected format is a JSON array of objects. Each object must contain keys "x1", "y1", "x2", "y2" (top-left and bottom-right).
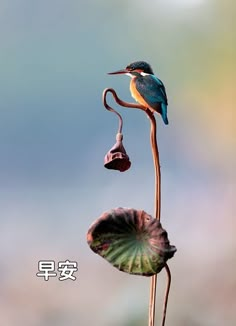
[{"x1": 0, "y1": 0, "x2": 234, "y2": 325}]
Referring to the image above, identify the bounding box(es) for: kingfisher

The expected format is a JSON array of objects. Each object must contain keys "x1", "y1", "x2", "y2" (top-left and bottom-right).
[{"x1": 108, "y1": 61, "x2": 169, "y2": 125}]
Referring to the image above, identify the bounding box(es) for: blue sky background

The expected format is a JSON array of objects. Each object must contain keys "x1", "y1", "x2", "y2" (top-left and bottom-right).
[{"x1": 0, "y1": 0, "x2": 234, "y2": 325}]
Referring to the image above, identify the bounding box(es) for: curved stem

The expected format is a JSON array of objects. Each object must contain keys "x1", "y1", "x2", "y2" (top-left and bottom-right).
[
  {"x1": 103, "y1": 89, "x2": 124, "y2": 134},
  {"x1": 103, "y1": 88, "x2": 147, "y2": 134},
  {"x1": 145, "y1": 110, "x2": 162, "y2": 326},
  {"x1": 161, "y1": 264, "x2": 172, "y2": 326},
  {"x1": 103, "y1": 88, "x2": 160, "y2": 219},
  {"x1": 103, "y1": 88, "x2": 169, "y2": 326},
  {"x1": 103, "y1": 88, "x2": 146, "y2": 111},
  {"x1": 145, "y1": 110, "x2": 161, "y2": 220}
]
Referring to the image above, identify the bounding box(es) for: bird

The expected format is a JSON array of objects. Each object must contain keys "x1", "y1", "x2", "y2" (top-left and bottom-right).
[{"x1": 108, "y1": 61, "x2": 169, "y2": 125}]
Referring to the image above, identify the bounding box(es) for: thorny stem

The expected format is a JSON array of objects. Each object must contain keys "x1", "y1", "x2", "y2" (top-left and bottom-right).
[{"x1": 103, "y1": 88, "x2": 171, "y2": 326}]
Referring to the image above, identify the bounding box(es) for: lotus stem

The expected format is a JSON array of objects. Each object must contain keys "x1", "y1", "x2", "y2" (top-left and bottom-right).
[{"x1": 102, "y1": 88, "x2": 172, "y2": 326}]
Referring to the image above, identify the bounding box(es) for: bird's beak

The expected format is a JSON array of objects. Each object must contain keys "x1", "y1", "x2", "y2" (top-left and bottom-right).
[{"x1": 108, "y1": 69, "x2": 129, "y2": 75}]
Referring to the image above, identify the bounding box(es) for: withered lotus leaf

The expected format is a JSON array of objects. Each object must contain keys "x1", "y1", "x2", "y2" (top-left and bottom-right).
[{"x1": 87, "y1": 208, "x2": 176, "y2": 276}]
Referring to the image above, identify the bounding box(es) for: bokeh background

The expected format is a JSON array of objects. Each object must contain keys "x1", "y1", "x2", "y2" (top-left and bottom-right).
[{"x1": 0, "y1": 0, "x2": 234, "y2": 325}]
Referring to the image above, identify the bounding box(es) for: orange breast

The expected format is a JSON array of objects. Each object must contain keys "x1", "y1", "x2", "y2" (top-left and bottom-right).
[{"x1": 130, "y1": 78, "x2": 150, "y2": 108}]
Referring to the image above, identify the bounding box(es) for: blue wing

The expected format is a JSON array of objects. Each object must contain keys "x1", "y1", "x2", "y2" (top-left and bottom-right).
[
  {"x1": 135, "y1": 75, "x2": 168, "y2": 105},
  {"x1": 135, "y1": 75, "x2": 169, "y2": 124}
]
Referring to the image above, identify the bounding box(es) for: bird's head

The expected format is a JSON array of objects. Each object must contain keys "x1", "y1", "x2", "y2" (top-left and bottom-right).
[{"x1": 108, "y1": 61, "x2": 154, "y2": 77}]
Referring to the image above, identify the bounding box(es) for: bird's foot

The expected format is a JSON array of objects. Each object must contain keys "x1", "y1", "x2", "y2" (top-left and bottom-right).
[{"x1": 146, "y1": 108, "x2": 154, "y2": 115}]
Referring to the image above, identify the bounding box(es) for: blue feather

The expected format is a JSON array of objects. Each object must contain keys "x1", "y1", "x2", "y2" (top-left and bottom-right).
[
  {"x1": 135, "y1": 74, "x2": 169, "y2": 124},
  {"x1": 161, "y1": 103, "x2": 169, "y2": 125}
]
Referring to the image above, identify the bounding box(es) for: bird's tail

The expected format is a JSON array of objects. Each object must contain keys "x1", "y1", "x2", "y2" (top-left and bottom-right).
[{"x1": 161, "y1": 103, "x2": 169, "y2": 125}]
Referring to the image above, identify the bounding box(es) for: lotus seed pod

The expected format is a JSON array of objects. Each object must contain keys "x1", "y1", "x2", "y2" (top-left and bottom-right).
[{"x1": 104, "y1": 134, "x2": 131, "y2": 172}]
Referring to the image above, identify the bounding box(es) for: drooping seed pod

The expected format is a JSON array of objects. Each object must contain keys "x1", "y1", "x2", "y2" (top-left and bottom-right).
[{"x1": 104, "y1": 133, "x2": 131, "y2": 172}]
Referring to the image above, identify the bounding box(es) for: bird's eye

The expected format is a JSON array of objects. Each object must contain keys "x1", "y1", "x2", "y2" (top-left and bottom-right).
[{"x1": 126, "y1": 66, "x2": 133, "y2": 71}]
